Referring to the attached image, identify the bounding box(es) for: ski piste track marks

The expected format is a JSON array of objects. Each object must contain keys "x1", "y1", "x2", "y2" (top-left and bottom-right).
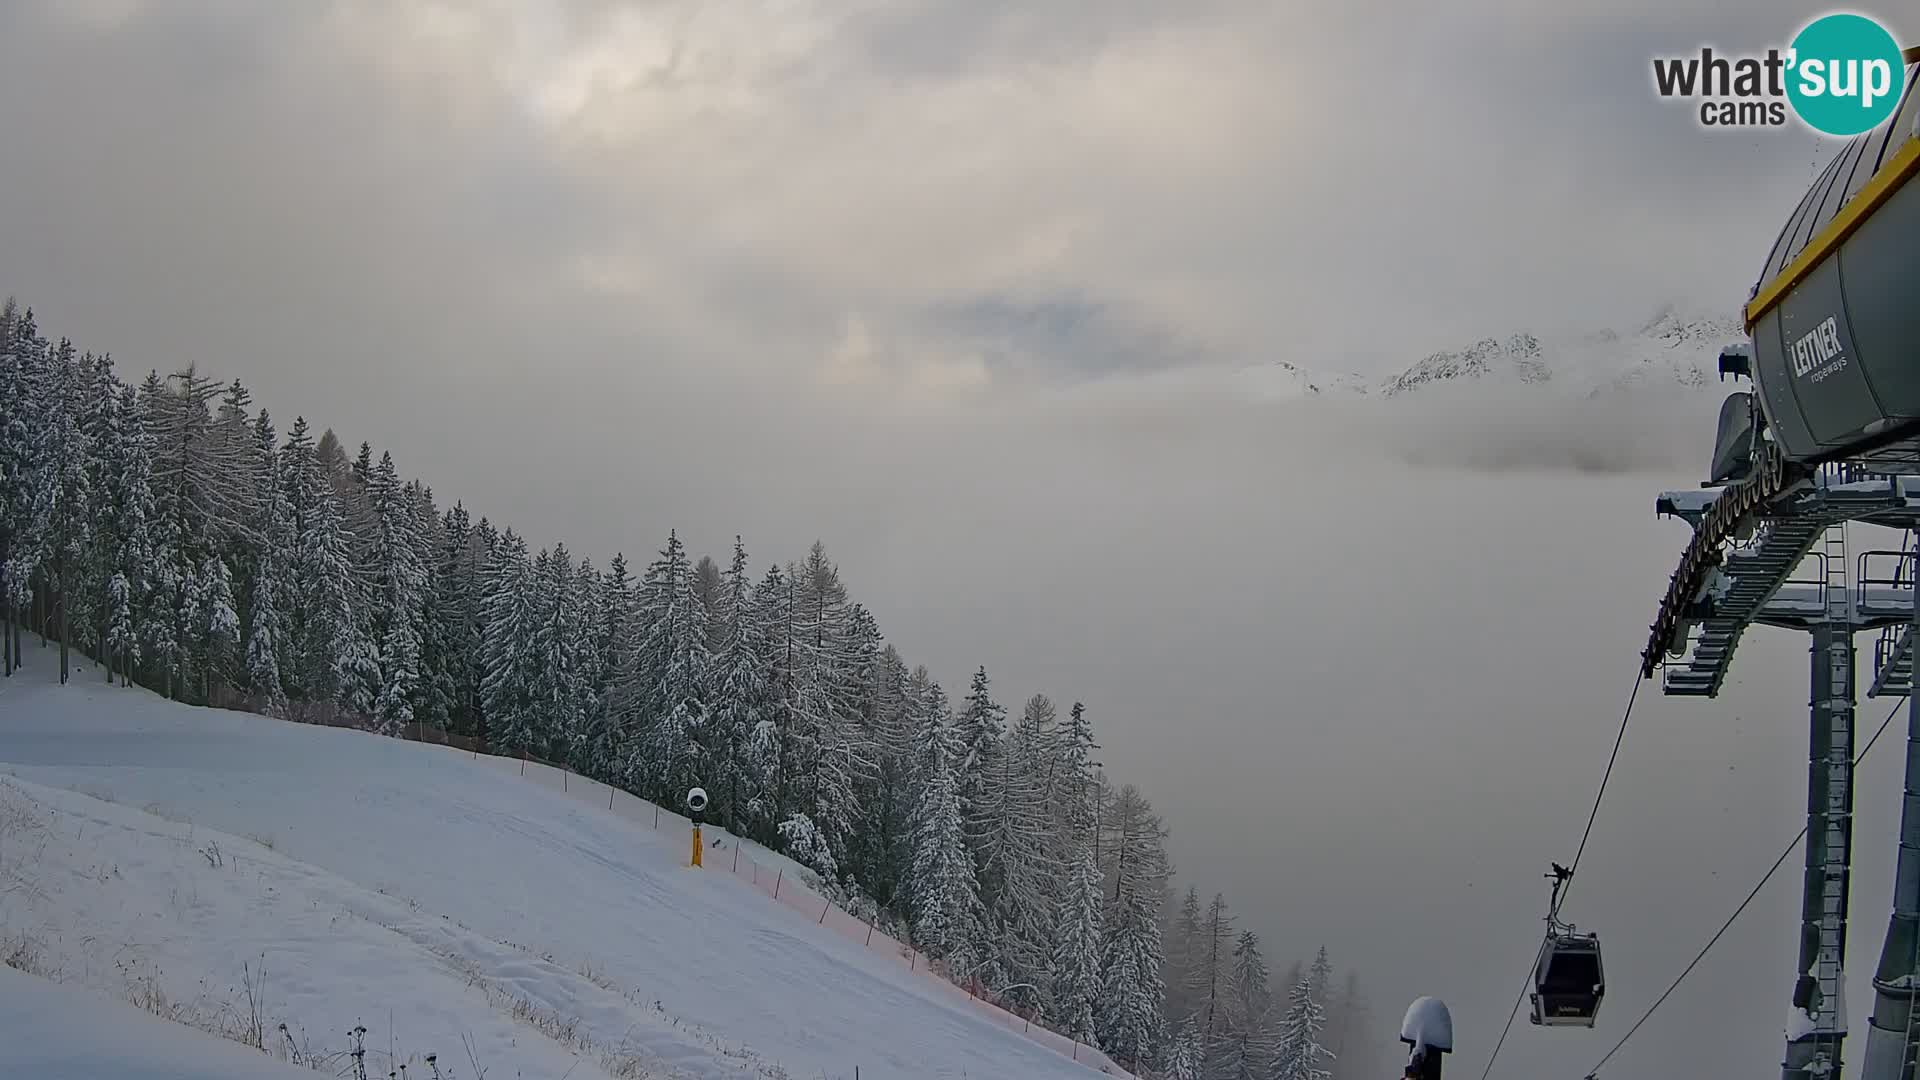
[
  {"x1": 445, "y1": 741, "x2": 1134, "y2": 1077},
  {"x1": 0, "y1": 662, "x2": 1129, "y2": 1080}
]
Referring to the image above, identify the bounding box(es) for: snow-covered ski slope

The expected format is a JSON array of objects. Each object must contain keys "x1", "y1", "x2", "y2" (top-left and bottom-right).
[
  {"x1": 0, "y1": 964, "x2": 319, "y2": 1080},
  {"x1": 0, "y1": 661, "x2": 1127, "y2": 1079}
]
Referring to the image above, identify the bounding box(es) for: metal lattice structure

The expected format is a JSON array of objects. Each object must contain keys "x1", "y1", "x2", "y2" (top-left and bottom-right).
[{"x1": 1650, "y1": 468, "x2": 1920, "y2": 1080}]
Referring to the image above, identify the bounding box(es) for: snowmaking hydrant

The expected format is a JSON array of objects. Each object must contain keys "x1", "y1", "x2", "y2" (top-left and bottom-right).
[{"x1": 686, "y1": 786, "x2": 708, "y2": 868}]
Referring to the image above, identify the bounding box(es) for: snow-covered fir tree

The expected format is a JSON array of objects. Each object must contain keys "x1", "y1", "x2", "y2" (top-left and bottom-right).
[
  {"x1": 909, "y1": 679, "x2": 984, "y2": 976},
  {"x1": 1273, "y1": 959, "x2": 1335, "y2": 1080},
  {"x1": 1207, "y1": 930, "x2": 1275, "y2": 1080},
  {"x1": 1164, "y1": 1022, "x2": 1205, "y2": 1080},
  {"x1": 1097, "y1": 783, "x2": 1168, "y2": 1071},
  {"x1": 0, "y1": 298, "x2": 1382, "y2": 1072},
  {"x1": 243, "y1": 411, "x2": 287, "y2": 708},
  {"x1": 622, "y1": 530, "x2": 708, "y2": 799},
  {"x1": 478, "y1": 529, "x2": 537, "y2": 754},
  {"x1": 1048, "y1": 842, "x2": 1104, "y2": 1043},
  {"x1": 706, "y1": 538, "x2": 767, "y2": 835},
  {"x1": 368, "y1": 451, "x2": 425, "y2": 735}
]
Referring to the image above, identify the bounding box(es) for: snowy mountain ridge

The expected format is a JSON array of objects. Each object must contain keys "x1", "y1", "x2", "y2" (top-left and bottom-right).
[{"x1": 1236, "y1": 306, "x2": 1745, "y2": 402}]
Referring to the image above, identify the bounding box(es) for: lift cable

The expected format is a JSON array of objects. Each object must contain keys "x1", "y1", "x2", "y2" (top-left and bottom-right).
[
  {"x1": 1578, "y1": 694, "x2": 1908, "y2": 1079},
  {"x1": 1480, "y1": 671, "x2": 1647, "y2": 1080}
]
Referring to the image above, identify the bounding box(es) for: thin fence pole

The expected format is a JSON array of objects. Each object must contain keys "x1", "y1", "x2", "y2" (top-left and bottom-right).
[
  {"x1": 653, "y1": 804, "x2": 659, "y2": 829},
  {"x1": 865, "y1": 920, "x2": 874, "y2": 947},
  {"x1": 609, "y1": 784, "x2": 616, "y2": 810},
  {"x1": 774, "y1": 868, "x2": 782, "y2": 899},
  {"x1": 819, "y1": 900, "x2": 829, "y2": 925},
  {"x1": 731, "y1": 842, "x2": 740, "y2": 873}
]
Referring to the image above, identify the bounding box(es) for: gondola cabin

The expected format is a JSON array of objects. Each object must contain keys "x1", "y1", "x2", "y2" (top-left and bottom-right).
[{"x1": 1530, "y1": 932, "x2": 1604, "y2": 1027}]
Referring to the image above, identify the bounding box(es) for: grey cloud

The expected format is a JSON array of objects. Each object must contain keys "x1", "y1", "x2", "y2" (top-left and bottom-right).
[{"x1": 0, "y1": 1, "x2": 1899, "y2": 1075}]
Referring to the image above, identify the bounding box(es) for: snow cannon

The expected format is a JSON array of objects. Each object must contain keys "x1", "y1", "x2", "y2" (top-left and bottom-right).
[
  {"x1": 1400, "y1": 996, "x2": 1453, "y2": 1080},
  {"x1": 686, "y1": 787, "x2": 709, "y2": 868},
  {"x1": 1716, "y1": 63, "x2": 1920, "y2": 476}
]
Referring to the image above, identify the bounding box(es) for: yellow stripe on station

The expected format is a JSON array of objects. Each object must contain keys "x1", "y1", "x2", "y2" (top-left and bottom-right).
[
  {"x1": 1746, "y1": 136, "x2": 1920, "y2": 330},
  {"x1": 1747, "y1": 52, "x2": 1920, "y2": 329}
]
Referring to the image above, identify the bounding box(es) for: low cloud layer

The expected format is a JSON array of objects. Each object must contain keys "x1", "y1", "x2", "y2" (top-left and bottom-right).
[
  {"x1": 1, "y1": 0, "x2": 1904, "y2": 1075},
  {"x1": 1371, "y1": 383, "x2": 1725, "y2": 475}
]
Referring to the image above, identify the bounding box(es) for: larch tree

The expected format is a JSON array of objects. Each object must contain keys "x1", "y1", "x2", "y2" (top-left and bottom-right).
[{"x1": 1195, "y1": 893, "x2": 1235, "y2": 1040}]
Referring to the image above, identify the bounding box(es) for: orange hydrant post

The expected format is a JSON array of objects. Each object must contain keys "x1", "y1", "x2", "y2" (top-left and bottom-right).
[{"x1": 691, "y1": 823, "x2": 703, "y2": 867}]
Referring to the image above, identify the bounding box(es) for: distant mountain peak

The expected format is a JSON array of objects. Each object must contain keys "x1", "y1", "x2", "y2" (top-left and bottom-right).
[
  {"x1": 1230, "y1": 305, "x2": 1748, "y2": 402},
  {"x1": 1380, "y1": 333, "x2": 1550, "y2": 397}
]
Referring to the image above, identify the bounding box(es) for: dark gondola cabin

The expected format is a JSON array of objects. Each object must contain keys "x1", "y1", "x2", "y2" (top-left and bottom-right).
[{"x1": 1530, "y1": 933, "x2": 1604, "y2": 1027}]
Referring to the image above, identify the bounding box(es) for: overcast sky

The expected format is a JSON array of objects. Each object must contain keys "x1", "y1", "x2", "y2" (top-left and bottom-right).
[{"x1": 3, "y1": 1, "x2": 1914, "y2": 1076}]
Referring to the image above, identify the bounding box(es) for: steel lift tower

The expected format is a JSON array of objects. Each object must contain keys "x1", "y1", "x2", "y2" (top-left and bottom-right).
[
  {"x1": 1638, "y1": 53, "x2": 1920, "y2": 1078},
  {"x1": 1654, "y1": 474, "x2": 1920, "y2": 1078}
]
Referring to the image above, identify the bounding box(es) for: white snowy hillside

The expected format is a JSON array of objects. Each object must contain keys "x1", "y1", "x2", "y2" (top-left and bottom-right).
[
  {"x1": 1230, "y1": 306, "x2": 1745, "y2": 402},
  {"x1": 1232, "y1": 359, "x2": 1375, "y2": 401},
  {"x1": 1379, "y1": 307, "x2": 1744, "y2": 398},
  {"x1": 0, "y1": 663, "x2": 1127, "y2": 1080},
  {"x1": 0, "y1": 965, "x2": 320, "y2": 1080}
]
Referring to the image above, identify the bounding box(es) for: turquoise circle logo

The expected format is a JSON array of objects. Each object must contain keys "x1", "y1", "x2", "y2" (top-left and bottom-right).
[{"x1": 1786, "y1": 13, "x2": 1906, "y2": 136}]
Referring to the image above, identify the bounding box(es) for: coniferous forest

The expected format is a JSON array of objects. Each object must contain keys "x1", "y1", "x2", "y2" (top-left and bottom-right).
[{"x1": 0, "y1": 298, "x2": 1380, "y2": 1080}]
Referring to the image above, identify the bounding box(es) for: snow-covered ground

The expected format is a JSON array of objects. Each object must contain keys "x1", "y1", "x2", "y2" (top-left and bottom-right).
[
  {"x1": 0, "y1": 660, "x2": 1124, "y2": 1079},
  {"x1": 0, "y1": 965, "x2": 319, "y2": 1080}
]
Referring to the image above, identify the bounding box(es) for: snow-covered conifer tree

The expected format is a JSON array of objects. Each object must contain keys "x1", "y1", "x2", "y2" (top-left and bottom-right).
[
  {"x1": 42, "y1": 340, "x2": 93, "y2": 683},
  {"x1": 197, "y1": 553, "x2": 240, "y2": 696},
  {"x1": 745, "y1": 561, "x2": 791, "y2": 839},
  {"x1": 1195, "y1": 893, "x2": 1235, "y2": 1038},
  {"x1": 1048, "y1": 842, "x2": 1104, "y2": 1043},
  {"x1": 707, "y1": 537, "x2": 767, "y2": 834},
  {"x1": 1272, "y1": 962, "x2": 1334, "y2": 1080},
  {"x1": 1207, "y1": 930, "x2": 1275, "y2": 1080},
  {"x1": 1164, "y1": 1022, "x2": 1204, "y2": 1080},
  {"x1": 909, "y1": 679, "x2": 983, "y2": 975},
  {"x1": 623, "y1": 530, "x2": 708, "y2": 798},
  {"x1": 978, "y1": 692, "x2": 1058, "y2": 1009},
  {"x1": 1095, "y1": 783, "x2": 1168, "y2": 1071},
  {"x1": 242, "y1": 411, "x2": 288, "y2": 707},
  {"x1": 366, "y1": 451, "x2": 426, "y2": 734},
  {"x1": 785, "y1": 542, "x2": 867, "y2": 865},
  {"x1": 478, "y1": 529, "x2": 537, "y2": 753}
]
